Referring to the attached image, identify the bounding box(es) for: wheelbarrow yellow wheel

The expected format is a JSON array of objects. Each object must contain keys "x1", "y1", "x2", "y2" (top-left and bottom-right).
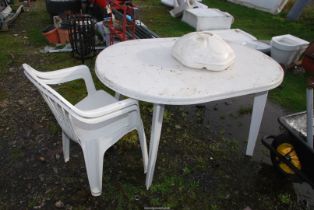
[{"x1": 270, "y1": 134, "x2": 301, "y2": 175}]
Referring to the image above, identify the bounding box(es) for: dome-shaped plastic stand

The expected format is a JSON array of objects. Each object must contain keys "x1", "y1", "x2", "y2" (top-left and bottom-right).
[{"x1": 172, "y1": 32, "x2": 236, "y2": 71}]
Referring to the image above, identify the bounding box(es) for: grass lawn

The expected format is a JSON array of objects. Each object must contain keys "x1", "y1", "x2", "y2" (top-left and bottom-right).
[{"x1": 138, "y1": 0, "x2": 314, "y2": 40}]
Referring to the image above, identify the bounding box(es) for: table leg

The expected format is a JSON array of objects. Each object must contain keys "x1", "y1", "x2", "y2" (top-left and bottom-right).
[
  {"x1": 246, "y1": 91, "x2": 268, "y2": 156},
  {"x1": 146, "y1": 104, "x2": 165, "y2": 189},
  {"x1": 306, "y1": 88, "x2": 313, "y2": 149}
]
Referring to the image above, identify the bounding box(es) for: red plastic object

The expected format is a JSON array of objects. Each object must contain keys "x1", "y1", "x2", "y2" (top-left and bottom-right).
[
  {"x1": 302, "y1": 42, "x2": 314, "y2": 74},
  {"x1": 109, "y1": 0, "x2": 136, "y2": 45},
  {"x1": 42, "y1": 26, "x2": 60, "y2": 45}
]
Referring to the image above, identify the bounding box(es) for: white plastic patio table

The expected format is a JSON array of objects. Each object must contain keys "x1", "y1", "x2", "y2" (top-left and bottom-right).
[{"x1": 95, "y1": 38, "x2": 284, "y2": 189}]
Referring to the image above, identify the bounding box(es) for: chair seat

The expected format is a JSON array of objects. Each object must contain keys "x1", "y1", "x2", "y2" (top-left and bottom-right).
[
  {"x1": 73, "y1": 90, "x2": 125, "y2": 141},
  {"x1": 75, "y1": 90, "x2": 117, "y2": 111}
]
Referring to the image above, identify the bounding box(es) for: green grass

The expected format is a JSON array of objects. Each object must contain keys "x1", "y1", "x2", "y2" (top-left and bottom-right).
[
  {"x1": 202, "y1": 0, "x2": 314, "y2": 40},
  {"x1": 26, "y1": 10, "x2": 50, "y2": 46},
  {"x1": 270, "y1": 71, "x2": 308, "y2": 111},
  {"x1": 0, "y1": 33, "x2": 26, "y2": 75},
  {"x1": 136, "y1": 0, "x2": 314, "y2": 40},
  {"x1": 238, "y1": 106, "x2": 252, "y2": 116}
]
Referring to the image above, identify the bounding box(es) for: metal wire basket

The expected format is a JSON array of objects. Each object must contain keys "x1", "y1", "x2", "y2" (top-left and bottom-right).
[{"x1": 69, "y1": 14, "x2": 96, "y2": 63}]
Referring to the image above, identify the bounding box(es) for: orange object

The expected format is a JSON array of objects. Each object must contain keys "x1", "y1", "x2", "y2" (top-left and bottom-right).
[
  {"x1": 57, "y1": 28, "x2": 70, "y2": 44},
  {"x1": 42, "y1": 26, "x2": 60, "y2": 45}
]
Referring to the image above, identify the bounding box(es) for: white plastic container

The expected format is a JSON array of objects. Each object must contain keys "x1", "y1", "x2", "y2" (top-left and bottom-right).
[
  {"x1": 271, "y1": 34, "x2": 309, "y2": 66},
  {"x1": 161, "y1": 0, "x2": 176, "y2": 7},
  {"x1": 227, "y1": 0, "x2": 289, "y2": 15},
  {"x1": 161, "y1": 0, "x2": 202, "y2": 7},
  {"x1": 182, "y1": 8, "x2": 234, "y2": 31}
]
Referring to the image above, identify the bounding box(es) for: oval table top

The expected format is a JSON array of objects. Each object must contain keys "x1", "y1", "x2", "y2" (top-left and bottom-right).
[{"x1": 95, "y1": 38, "x2": 284, "y2": 105}]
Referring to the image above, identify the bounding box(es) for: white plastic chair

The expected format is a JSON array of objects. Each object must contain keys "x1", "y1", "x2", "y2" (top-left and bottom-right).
[
  {"x1": 23, "y1": 64, "x2": 148, "y2": 196},
  {"x1": 169, "y1": 0, "x2": 208, "y2": 17}
]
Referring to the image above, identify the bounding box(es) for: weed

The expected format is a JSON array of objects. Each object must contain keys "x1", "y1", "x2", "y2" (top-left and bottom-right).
[
  {"x1": 238, "y1": 107, "x2": 252, "y2": 116},
  {"x1": 209, "y1": 204, "x2": 220, "y2": 210},
  {"x1": 48, "y1": 121, "x2": 59, "y2": 135},
  {"x1": 182, "y1": 166, "x2": 191, "y2": 175},
  {"x1": 122, "y1": 130, "x2": 140, "y2": 145},
  {"x1": 10, "y1": 147, "x2": 24, "y2": 160},
  {"x1": 0, "y1": 90, "x2": 8, "y2": 101},
  {"x1": 163, "y1": 109, "x2": 173, "y2": 123},
  {"x1": 278, "y1": 193, "x2": 292, "y2": 205}
]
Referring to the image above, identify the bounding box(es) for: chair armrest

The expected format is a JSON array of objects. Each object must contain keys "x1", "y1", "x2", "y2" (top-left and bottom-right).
[
  {"x1": 23, "y1": 64, "x2": 96, "y2": 95},
  {"x1": 74, "y1": 103, "x2": 140, "y2": 124},
  {"x1": 76, "y1": 98, "x2": 139, "y2": 118}
]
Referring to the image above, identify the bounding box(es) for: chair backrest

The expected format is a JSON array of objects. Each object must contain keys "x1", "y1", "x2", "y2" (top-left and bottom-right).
[{"x1": 23, "y1": 64, "x2": 80, "y2": 142}]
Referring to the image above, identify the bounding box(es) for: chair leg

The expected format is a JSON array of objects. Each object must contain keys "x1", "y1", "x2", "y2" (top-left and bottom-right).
[
  {"x1": 137, "y1": 120, "x2": 148, "y2": 174},
  {"x1": 62, "y1": 132, "x2": 70, "y2": 163},
  {"x1": 81, "y1": 142, "x2": 105, "y2": 196}
]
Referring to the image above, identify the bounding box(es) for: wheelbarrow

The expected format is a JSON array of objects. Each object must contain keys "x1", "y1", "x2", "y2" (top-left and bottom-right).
[{"x1": 262, "y1": 78, "x2": 314, "y2": 188}]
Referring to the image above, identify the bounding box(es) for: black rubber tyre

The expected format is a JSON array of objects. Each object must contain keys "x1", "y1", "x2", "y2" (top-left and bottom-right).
[{"x1": 45, "y1": 0, "x2": 81, "y2": 18}]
